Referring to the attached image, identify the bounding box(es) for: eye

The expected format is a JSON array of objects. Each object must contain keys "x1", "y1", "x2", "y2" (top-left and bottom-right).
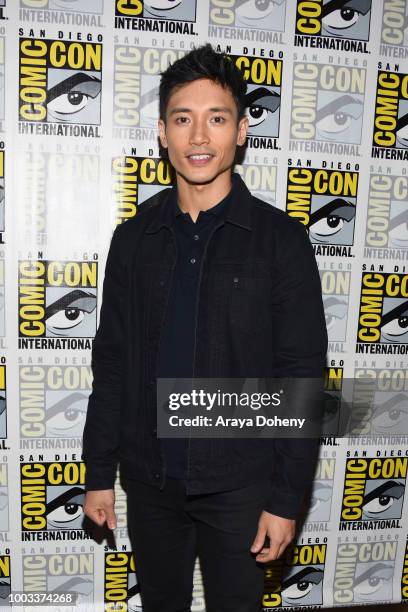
[
  {"x1": 381, "y1": 314, "x2": 408, "y2": 337},
  {"x1": 47, "y1": 73, "x2": 101, "y2": 118},
  {"x1": 47, "y1": 501, "x2": 83, "y2": 523},
  {"x1": 46, "y1": 308, "x2": 85, "y2": 330},
  {"x1": 316, "y1": 111, "x2": 353, "y2": 134},
  {"x1": 322, "y1": 8, "x2": 360, "y2": 30},
  {"x1": 372, "y1": 400, "x2": 408, "y2": 431},
  {"x1": 389, "y1": 212, "x2": 408, "y2": 246},
  {"x1": 45, "y1": 292, "x2": 97, "y2": 332},
  {"x1": 323, "y1": 300, "x2": 347, "y2": 331},
  {"x1": 363, "y1": 495, "x2": 396, "y2": 514},
  {"x1": 310, "y1": 215, "x2": 346, "y2": 237},
  {"x1": 48, "y1": 92, "x2": 89, "y2": 115},
  {"x1": 46, "y1": 393, "x2": 88, "y2": 434},
  {"x1": 246, "y1": 105, "x2": 270, "y2": 127},
  {"x1": 281, "y1": 580, "x2": 314, "y2": 600},
  {"x1": 237, "y1": 0, "x2": 277, "y2": 20},
  {"x1": 396, "y1": 123, "x2": 408, "y2": 142},
  {"x1": 144, "y1": 0, "x2": 182, "y2": 8},
  {"x1": 47, "y1": 491, "x2": 84, "y2": 525}
]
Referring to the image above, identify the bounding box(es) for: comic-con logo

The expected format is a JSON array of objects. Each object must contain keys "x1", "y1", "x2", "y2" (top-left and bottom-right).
[
  {"x1": 18, "y1": 260, "x2": 97, "y2": 350},
  {"x1": 372, "y1": 69, "x2": 408, "y2": 160},
  {"x1": 0, "y1": 258, "x2": 5, "y2": 338},
  {"x1": 104, "y1": 552, "x2": 141, "y2": 612},
  {"x1": 113, "y1": 156, "x2": 171, "y2": 224},
  {"x1": 303, "y1": 458, "x2": 335, "y2": 524},
  {"x1": 230, "y1": 54, "x2": 282, "y2": 149},
  {"x1": 290, "y1": 61, "x2": 365, "y2": 155},
  {"x1": 402, "y1": 537, "x2": 408, "y2": 602},
  {"x1": 0, "y1": 148, "x2": 4, "y2": 242},
  {"x1": 235, "y1": 161, "x2": 277, "y2": 205},
  {"x1": 263, "y1": 543, "x2": 326, "y2": 607},
  {"x1": 20, "y1": 0, "x2": 103, "y2": 14},
  {"x1": 356, "y1": 272, "x2": 408, "y2": 350},
  {"x1": 320, "y1": 365, "x2": 343, "y2": 438},
  {"x1": 333, "y1": 540, "x2": 397, "y2": 604},
  {"x1": 22, "y1": 553, "x2": 94, "y2": 606},
  {"x1": 17, "y1": 151, "x2": 100, "y2": 247},
  {"x1": 350, "y1": 366, "x2": 408, "y2": 436},
  {"x1": 208, "y1": 0, "x2": 286, "y2": 42},
  {"x1": 20, "y1": 461, "x2": 85, "y2": 538},
  {"x1": 0, "y1": 364, "x2": 5, "y2": 439},
  {"x1": 115, "y1": 0, "x2": 198, "y2": 33},
  {"x1": 381, "y1": 1, "x2": 408, "y2": 56},
  {"x1": 286, "y1": 165, "x2": 357, "y2": 253},
  {"x1": 112, "y1": 47, "x2": 185, "y2": 136},
  {"x1": 18, "y1": 36, "x2": 102, "y2": 137},
  {"x1": 340, "y1": 456, "x2": 407, "y2": 528},
  {"x1": 365, "y1": 170, "x2": 408, "y2": 254},
  {"x1": 320, "y1": 269, "x2": 350, "y2": 346},
  {"x1": 19, "y1": 365, "x2": 91, "y2": 440},
  {"x1": 0, "y1": 463, "x2": 8, "y2": 532},
  {"x1": 0, "y1": 38, "x2": 4, "y2": 129},
  {"x1": 295, "y1": 0, "x2": 371, "y2": 52},
  {"x1": 0, "y1": 555, "x2": 10, "y2": 602}
]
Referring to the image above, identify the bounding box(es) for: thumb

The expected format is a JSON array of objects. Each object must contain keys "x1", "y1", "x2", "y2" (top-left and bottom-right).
[{"x1": 250, "y1": 525, "x2": 266, "y2": 553}]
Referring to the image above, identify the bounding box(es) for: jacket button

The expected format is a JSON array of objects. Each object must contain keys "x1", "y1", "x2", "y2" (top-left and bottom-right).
[
  {"x1": 151, "y1": 428, "x2": 157, "y2": 437},
  {"x1": 147, "y1": 379, "x2": 155, "y2": 387},
  {"x1": 154, "y1": 473, "x2": 160, "y2": 479},
  {"x1": 159, "y1": 280, "x2": 165, "y2": 286}
]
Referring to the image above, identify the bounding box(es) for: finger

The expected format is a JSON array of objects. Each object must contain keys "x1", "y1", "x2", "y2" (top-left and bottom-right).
[
  {"x1": 257, "y1": 542, "x2": 280, "y2": 563},
  {"x1": 250, "y1": 526, "x2": 267, "y2": 553},
  {"x1": 105, "y1": 508, "x2": 117, "y2": 530}
]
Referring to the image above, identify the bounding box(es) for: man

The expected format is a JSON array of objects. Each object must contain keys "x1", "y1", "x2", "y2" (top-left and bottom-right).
[{"x1": 83, "y1": 44, "x2": 328, "y2": 612}]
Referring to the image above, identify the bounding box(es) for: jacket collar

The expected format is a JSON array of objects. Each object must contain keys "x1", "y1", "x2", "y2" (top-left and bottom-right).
[{"x1": 144, "y1": 172, "x2": 252, "y2": 234}]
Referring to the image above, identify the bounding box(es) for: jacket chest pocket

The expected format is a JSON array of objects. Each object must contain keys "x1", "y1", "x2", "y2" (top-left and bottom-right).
[
  {"x1": 210, "y1": 262, "x2": 273, "y2": 335},
  {"x1": 230, "y1": 275, "x2": 271, "y2": 334}
]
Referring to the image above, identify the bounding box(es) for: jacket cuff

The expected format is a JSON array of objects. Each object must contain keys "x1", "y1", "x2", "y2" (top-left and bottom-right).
[
  {"x1": 264, "y1": 486, "x2": 304, "y2": 520},
  {"x1": 84, "y1": 463, "x2": 118, "y2": 492}
]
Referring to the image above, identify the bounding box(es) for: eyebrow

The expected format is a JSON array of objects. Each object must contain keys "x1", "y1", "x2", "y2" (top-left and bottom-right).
[{"x1": 168, "y1": 106, "x2": 234, "y2": 116}]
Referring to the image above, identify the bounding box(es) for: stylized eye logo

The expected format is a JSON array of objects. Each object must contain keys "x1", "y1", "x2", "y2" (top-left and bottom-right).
[
  {"x1": 362, "y1": 480, "x2": 404, "y2": 517},
  {"x1": 47, "y1": 72, "x2": 101, "y2": 122},
  {"x1": 380, "y1": 300, "x2": 408, "y2": 341},
  {"x1": 46, "y1": 486, "x2": 85, "y2": 528},
  {"x1": 309, "y1": 198, "x2": 356, "y2": 241},
  {"x1": 245, "y1": 87, "x2": 280, "y2": 129},
  {"x1": 45, "y1": 289, "x2": 96, "y2": 337},
  {"x1": 316, "y1": 95, "x2": 363, "y2": 140},
  {"x1": 281, "y1": 567, "x2": 324, "y2": 604}
]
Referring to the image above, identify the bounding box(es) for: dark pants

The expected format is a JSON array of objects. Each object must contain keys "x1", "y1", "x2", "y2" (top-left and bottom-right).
[{"x1": 125, "y1": 476, "x2": 271, "y2": 612}]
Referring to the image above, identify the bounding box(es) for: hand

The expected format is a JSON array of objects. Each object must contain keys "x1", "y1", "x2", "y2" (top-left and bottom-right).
[
  {"x1": 84, "y1": 489, "x2": 117, "y2": 529},
  {"x1": 250, "y1": 510, "x2": 295, "y2": 563}
]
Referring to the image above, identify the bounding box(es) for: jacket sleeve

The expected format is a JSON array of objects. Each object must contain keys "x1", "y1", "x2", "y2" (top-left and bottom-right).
[
  {"x1": 264, "y1": 220, "x2": 328, "y2": 520},
  {"x1": 82, "y1": 224, "x2": 126, "y2": 491}
]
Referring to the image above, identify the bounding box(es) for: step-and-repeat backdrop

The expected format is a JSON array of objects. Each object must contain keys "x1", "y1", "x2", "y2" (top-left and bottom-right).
[{"x1": 0, "y1": 0, "x2": 407, "y2": 610}]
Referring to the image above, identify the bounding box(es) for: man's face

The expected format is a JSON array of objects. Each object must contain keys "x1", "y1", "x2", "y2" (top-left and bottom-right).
[{"x1": 158, "y1": 78, "x2": 248, "y2": 185}]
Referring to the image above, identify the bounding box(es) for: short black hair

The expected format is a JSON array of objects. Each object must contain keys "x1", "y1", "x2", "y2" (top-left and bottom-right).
[{"x1": 159, "y1": 43, "x2": 247, "y2": 123}]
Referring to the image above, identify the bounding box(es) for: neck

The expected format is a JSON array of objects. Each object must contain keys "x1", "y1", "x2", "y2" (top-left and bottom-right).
[{"x1": 176, "y1": 169, "x2": 233, "y2": 218}]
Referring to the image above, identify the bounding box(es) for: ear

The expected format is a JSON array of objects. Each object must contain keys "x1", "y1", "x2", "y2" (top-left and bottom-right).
[
  {"x1": 158, "y1": 119, "x2": 168, "y2": 149},
  {"x1": 237, "y1": 115, "x2": 249, "y2": 146}
]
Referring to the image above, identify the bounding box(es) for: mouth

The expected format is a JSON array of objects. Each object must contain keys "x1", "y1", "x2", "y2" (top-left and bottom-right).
[{"x1": 186, "y1": 153, "x2": 214, "y2": 166}]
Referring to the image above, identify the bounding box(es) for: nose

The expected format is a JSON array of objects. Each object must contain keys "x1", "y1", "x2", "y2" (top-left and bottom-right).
[{"x1": 189, "y1": 119, "x2": 209, "y2": 146}]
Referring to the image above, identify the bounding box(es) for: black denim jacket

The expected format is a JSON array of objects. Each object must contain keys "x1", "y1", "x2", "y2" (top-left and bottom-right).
[{"x1": 82, "y1": 173, "x2": 328, "y2": 520}]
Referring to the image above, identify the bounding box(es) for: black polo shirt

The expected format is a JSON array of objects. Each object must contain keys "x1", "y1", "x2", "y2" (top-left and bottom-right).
[{"x1": 157, "y1": 177, "x2": 235, "y2": 478}]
